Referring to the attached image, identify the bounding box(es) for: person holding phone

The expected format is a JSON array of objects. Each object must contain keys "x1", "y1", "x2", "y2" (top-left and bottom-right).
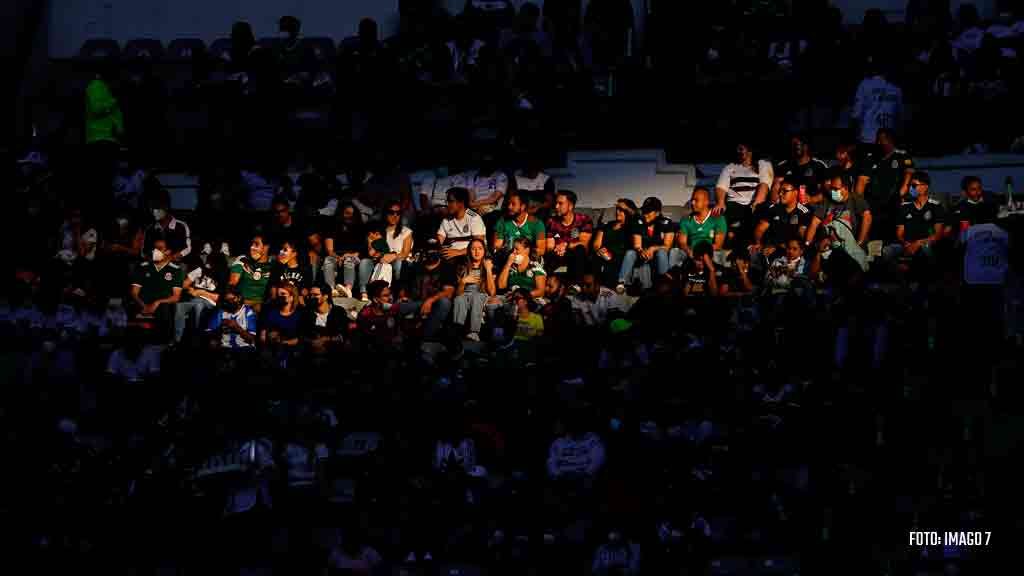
[{"x1": 453, "y1": 238, "x2": 497, "y2": 341}]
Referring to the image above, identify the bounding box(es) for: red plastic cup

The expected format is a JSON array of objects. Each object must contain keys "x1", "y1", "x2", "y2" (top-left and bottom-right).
[{"x1": 798, "y1": 185, "x2": 808, "y2": 205}]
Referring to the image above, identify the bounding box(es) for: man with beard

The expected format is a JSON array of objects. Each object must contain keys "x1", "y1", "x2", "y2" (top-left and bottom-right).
[
  {"x1": 773, "y1": 133, "x2": 829, "y2": 205},
  {"x1": 492, "y1": 189, "x2": 546, "y2": 266}
]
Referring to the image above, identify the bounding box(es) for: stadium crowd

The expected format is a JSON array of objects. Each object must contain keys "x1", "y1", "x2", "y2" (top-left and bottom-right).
[{"x1": 7, "y1": 1, "x2": 1021, "y2": 575}]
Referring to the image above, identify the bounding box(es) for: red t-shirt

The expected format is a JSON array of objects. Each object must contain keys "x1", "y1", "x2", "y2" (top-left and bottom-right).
[{"x1": 546, "y1": 213, "x2": 594, "y2": 246}]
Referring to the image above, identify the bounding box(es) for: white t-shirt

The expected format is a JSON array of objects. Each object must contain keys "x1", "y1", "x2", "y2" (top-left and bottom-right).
[
  {"x1": 515, "y1": 170, "x2": 551, "y2": 192},
  {"x1": 384, "y1": 226, "x2": 414, "y2": 258},
  {"x1": 468, "y1": 171, "x2": 509, "y2": 215},
  {"x1": 106, "y1": 346, "x2": 162, "y2": 382},
  {"x1": 438, "y1": 209, "x2": 486, "y2": 251},
  {"x1": 852, "y1": 75, "x2": 903, "y2": 144},
  {"x1": 716, "y1": 160, "x2": 774, "y2": 205},
  {"x1": 964, "y1": 223, "x2": 1009, "y2": 285}
]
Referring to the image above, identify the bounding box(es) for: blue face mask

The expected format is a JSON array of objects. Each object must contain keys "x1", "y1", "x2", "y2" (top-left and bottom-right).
[
  {"x1": 830, "y1": 188, "x2": 844, "y2": 203},
  {"x1": 909, "y1": 186, "x2": 918, "y2": 199}
]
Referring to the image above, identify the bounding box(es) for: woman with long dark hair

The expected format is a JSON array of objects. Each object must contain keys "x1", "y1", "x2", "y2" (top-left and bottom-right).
[{"x1": 453, "y1": 238, "x2": 496, "y2": 341}]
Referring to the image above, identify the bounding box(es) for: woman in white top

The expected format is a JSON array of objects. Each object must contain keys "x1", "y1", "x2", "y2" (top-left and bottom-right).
[{"x1": 369, "y1": 201, "x2": 415, "y2": 284}]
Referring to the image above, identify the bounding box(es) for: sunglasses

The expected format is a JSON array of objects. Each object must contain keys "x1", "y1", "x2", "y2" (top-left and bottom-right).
[
  {"x1": 386, "y1": 210, "x2": 401, "y2": 215},
  {"x1": 781, "y1": 187, "x2": 797, "y2": 194}
]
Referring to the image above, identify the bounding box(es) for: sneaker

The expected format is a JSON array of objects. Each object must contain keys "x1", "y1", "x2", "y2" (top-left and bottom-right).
[
  {"x1": 465, "y1": 332, "x2": 480, "y2": 342},
  {"x1": 615, "y1": 283, "x2": 626, "y2": 294},
  {"x1": 404, "y1": 552, "x2": 417, "y2": 563},
  {"x1": 569, "y1": 284, "x2": 581, "y2": 295},
  {"x1": 335, "y1": 284, "x2": 352, "y2": 299},
  {"x1": 360, "y1": 293, "x2": 369, "y2": 302}
]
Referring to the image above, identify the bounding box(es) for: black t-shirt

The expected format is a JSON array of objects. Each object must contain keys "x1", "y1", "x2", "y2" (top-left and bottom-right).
[
  {"x1": 630, "y1": 215, "x2": 676, "y2": 249},
  {"x1": 863, "y1": 149, "x2": 914, "y2": 210},
  {"x1": 775, "y1": 158, "x2": 829, "y2": 197},
  {"x1": 686, "y1": 269, "x2": 711, "y2": 296},
  {"x1": 271, "y1": 262, "x2": 312, "y2": 292},
  {"x1": 947, "y1": 200, "x2": 997, "y2": 229},
  {"x1": 413, "y1": 262, "x2": 458, "y2": 300},
  {"x1": 599, "y1": 221, "x2": 630, "y2": 258},
  {"x1": 899, "y1": 199, "x2": 945, "y2": 242},
  {"x1": 761, "y1": 203, "x2": 813, "y2": 246},
  {"x1": 327, "y1": 219, "x2": 367, "y2": 256}
]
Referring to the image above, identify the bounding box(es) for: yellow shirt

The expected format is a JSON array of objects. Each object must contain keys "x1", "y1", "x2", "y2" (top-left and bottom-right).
[{"x1": 514, "y1": 312, "x2": 544, "y2": 341}]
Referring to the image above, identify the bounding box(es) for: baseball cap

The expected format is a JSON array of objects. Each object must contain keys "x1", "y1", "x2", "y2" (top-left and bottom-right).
[{"x1": 641, "y1": 197, "x2": 662, "y2": 214}]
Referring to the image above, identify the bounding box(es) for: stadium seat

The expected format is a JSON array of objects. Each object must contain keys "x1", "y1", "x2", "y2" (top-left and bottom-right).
[
  {"x1": 123, "y1": 38, "x2": 165, "y2": 61},
  {"x1": 78, "y1": 38, "x2": 120, "y2": 60}
]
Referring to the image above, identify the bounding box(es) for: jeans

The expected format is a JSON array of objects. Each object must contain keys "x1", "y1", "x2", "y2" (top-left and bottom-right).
[
  {"x1": 323, "y1": 256, "x2": 375, "y2": 295},
  {"x1": 174, "y1": 298, "x2": 217, "y2": 343},
  {"x1": 453, "y1": 287, "x2": 489, "y2": 334},
  {"x1": 399, "y1": 298, "x2": 451, "y2": 341},
  {"x1": 619, "y1": 248, "x2": 677, "y2": 286}
]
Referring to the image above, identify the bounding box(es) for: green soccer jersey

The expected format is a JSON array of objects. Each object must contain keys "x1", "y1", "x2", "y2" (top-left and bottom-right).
[
  {"x1": 230, "y1": 257, "x2": 274, "y2": 303},
  {"x1": 507, "y1": 260, "x2": 546, "y2": 292},
  {"x1": 679, "y1": 213, "x2": 726, "y2": 249},
  {"x1": 494, "y1": 216, "x2": 545, "y2": 249},
  {"x1": 132, "y1": 261, "x2": 184, "y2": 303}
]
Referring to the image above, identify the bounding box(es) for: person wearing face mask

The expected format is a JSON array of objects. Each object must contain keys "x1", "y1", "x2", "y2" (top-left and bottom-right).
[
  {"x1": 260, "y1": 283, "x2": 302, "y2": 349},
  {"x1": 806, "y1": 173, "x2": 873, "y2": 248},
  {"x1": 143, "y1": 190, "x2": 191, "y2": 262},
  {"x1": 270, "y1": 239, "x2": 312, "y2": 301},
  {"x1": 229, "y1": 235, "x2": 275, "y2": 313},
  {"x1": 206, "y1": 289, "x2": 258, "y2": 349},
  {"x1": 129, "y1": 238, "x2": 184, "y2": 339},
  {"x1": 300, "y1": 283, "x2": 345, "y2": 354},
  {"x1": 883, "y1": 171, "x2": 946, "y2": 273},
  {"x1": 356, "y1": 280, "x2": 405, "y2": 352},
  {"x1": 947, "y1": 176, "x2": 996, "y2": 237}
]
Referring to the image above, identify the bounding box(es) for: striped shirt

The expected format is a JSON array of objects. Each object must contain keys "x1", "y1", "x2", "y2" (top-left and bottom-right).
[
  {"x1": 206, "y1": 306, "x2": 258, "y2": 349},
  {"x1": 716, "y1": 160, "x2": 774, "y2": 205}
]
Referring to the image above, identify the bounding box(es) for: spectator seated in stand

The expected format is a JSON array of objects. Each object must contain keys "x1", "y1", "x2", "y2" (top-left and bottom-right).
[
  {"x1": 129, "y1": 238, "x2": 184, "y2": 335},
  {"x1": 545, "y1": 190, "x2": 593, "y2": 283},
  {"x1": 619, "y1": 197, "x2": 677, "y2": 293},
  {"x1": 882, "y1": 171, "x2": 946, "y2": 278},
  {"x1": 206, "y1": 288, "x2": 258, "y2": 350}
]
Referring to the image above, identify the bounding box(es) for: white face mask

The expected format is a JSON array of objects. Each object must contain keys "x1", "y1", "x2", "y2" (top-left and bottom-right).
[
  {"x1": 152, "y1": 248, "x2": 165, "y2": 262},
  {"x1": 966, "y1": 198, "x2": 981, "y2": 205},
  {"x1": 513, "y1": 254, "x2": 524, "y2": 265},
  {"x1": 152, "y1": 209, "x2": 167, "y2": 221},
  {"x1": 831, "y1": 188, "x2": 844, "y2": 203}
]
